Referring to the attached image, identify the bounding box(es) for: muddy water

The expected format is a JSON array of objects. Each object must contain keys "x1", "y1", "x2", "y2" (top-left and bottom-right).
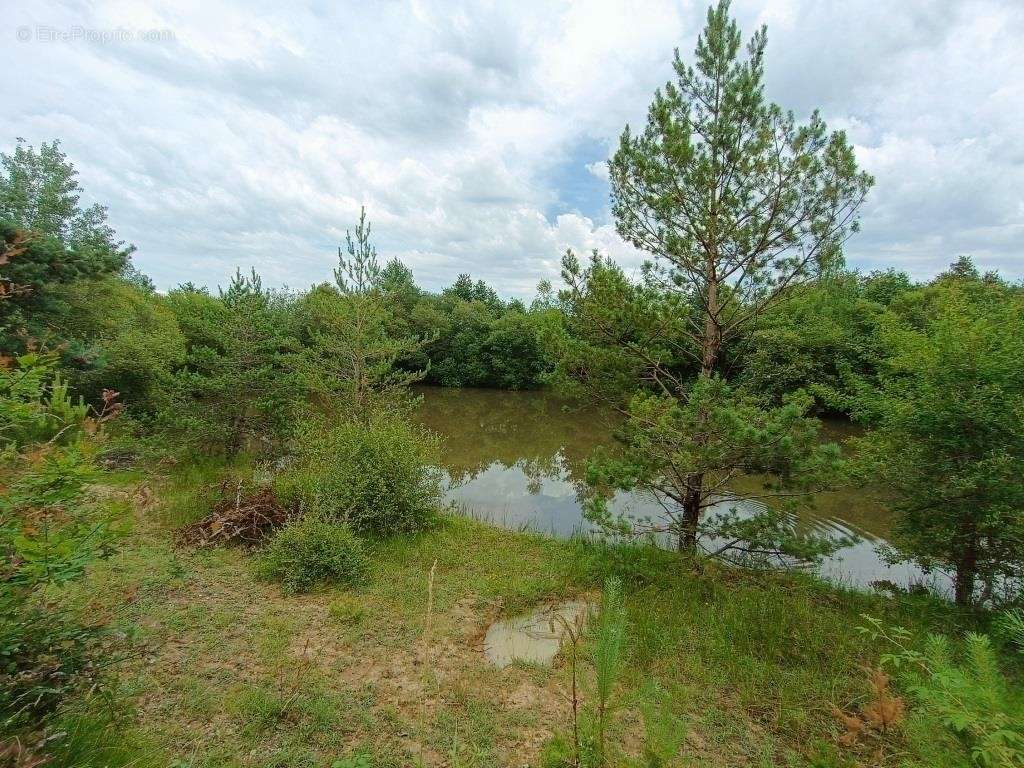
[
  {"x1": 483, "y1": 601, "x2": 591, "y2": 669},
  {"x1": 415, "y1": 386, "x2": 947, "y2": 593}
]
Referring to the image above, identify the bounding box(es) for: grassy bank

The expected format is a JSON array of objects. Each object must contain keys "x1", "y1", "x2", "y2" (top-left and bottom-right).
[{"x1": 52, "y1": 458, "x2": 987, "y2": 768}]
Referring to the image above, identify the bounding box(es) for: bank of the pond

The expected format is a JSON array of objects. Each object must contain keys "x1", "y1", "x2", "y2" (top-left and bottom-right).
[
  {"x1": 66, "y1": 458, "x2": 969, "y2": 768},
  {"x1": 413, "y1": 386, "x2": 949, "y2": 595}
]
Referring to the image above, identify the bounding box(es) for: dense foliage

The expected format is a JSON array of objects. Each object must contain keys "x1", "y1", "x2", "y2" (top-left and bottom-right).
[
  {"x1": 1, "y1": 355, "x2": 122, "y2": 734},
  {"x1": 862, "y1": 615, "x2": 1024, "y2": 767},
  {"x1": 276, "y1": 416, "x2": 443, "y2": 536},
  {"x1": 0, "y1": 139, "x2": 141, "y2": 353},
  {"x1": 160, "y1": 272, "x2": 300, "y2": 454},
  {"x1": 854, "y1": 270, "x2": 1024, "y2": 606}
]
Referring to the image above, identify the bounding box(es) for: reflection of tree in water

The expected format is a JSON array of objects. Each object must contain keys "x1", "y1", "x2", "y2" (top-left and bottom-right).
[
  {"x1": 521, "y1": 455, "x2": 557, "y2": 495},
  {"x1": 415, "y1": 386, "x2": 921, "y2": 591},
  {"x1": 413, "y1": 386, "x2": 617, "y2": 492},
  {"x1": 416, "y1": 387, "x2": 890, "y2": 539}
]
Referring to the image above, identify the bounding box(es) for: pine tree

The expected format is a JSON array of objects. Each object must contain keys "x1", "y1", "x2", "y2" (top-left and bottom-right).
[
  {"x1": 298, "y1": 208, "x2": 427, "y2": 418},
  {"x1": 560, "y1": 0, "x2": 872, "y2": 556},
  {"x1": 162, "y1": 269, "x2": 298, "y2": 454}
]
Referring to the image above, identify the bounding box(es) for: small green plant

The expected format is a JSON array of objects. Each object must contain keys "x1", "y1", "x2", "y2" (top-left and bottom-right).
[
  {"x1": 860, "y1": 615, "x2": 1024, "y2": 768},
  {"x1": 328, "y1": 595, "x2": 365, "y2": 625},
  {"x1": 634, "y1": 682, "x2": 686, "y2": 768},
  {"x1": 996, "y1": 609, "x2": 1024, "y2": 655},
  {"x1": 28, "y1": 698, "x2": 160, "y2": 768},
  {"x1": 546, "y1": 577, "x2": 630, "y2": 768},
  {"x1": 0, "y1": 446, "x2": 114, "y2": 588},
  {"x1": 0, "y1": 352, "x2": 89, "y2": 452},
  {"x1": 0, "y1": 597, "x2": 108, "y2": 728},
  {"x1": 256, "y1": 516, "x2": 368, "y2": 594},
  {"x1": 331, "y1": 752, "x2": 371, "y2": 768},
  {"x1": 593, "y1": 576, "x2": 627, "y2": 765},
  {"x1": 416, "y1": 559, "x2": 438, "y2": 768}
]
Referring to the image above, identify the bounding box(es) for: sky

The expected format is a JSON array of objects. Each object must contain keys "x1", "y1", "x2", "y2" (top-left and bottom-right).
[{"x1": 2, "y1": 0, "x2": 1023, "y2": 298}]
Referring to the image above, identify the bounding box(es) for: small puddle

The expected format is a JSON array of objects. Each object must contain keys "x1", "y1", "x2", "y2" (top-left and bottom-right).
[{"x1": 483, "y1": 600, "x2": 590, "y2": 669}]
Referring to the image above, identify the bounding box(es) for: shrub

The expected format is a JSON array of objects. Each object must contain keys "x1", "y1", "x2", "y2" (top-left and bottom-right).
[
  {"x1": 56, "y1": 277, "x2": 186, "y2": 414},
  {"x1": 0, "y1": 597, "x2": 107, "y2": 728},
  {"x1": 0, "y1": 332, "x2": 127, "y2": 751},
  {"x1": 276, "y1": 416, "x2": 443, "y2": 536},
  {"x1": 1, "y1": 445, "x2": 118, "y2": 589},
  {"x1": 256, "y1": 516, "x2": 368, "y2": 594},
  {"x1": 1, "y1": 445, "x2": 119, "y2": 732}
]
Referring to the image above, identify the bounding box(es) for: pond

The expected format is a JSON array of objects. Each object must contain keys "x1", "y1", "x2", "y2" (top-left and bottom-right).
[{"x1": 415, "y1": 386, "x2": 948, "y2": 594}]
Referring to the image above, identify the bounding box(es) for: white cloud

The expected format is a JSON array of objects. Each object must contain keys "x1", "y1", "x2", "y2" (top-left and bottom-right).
[
  {"x1": 586, "y1": 161, "x2": 609, "y2": 182},
  {"x1": 1, "y1": 0, "x2": 1021, "y2": 298}
]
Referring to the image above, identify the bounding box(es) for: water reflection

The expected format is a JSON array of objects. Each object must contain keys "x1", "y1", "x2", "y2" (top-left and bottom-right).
[{"x1": 415, "y1": 386, "x2": 949, "y2": 594}]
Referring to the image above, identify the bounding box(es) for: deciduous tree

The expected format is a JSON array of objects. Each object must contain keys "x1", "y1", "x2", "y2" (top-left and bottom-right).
[{"x1": 856, "y1": 273, "x2": 1024, "y2": 606}]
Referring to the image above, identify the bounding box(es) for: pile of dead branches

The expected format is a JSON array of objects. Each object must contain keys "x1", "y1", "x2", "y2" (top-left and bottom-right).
[{"x1": 179, "y1": 480, "x2": 290, "y2": 547}]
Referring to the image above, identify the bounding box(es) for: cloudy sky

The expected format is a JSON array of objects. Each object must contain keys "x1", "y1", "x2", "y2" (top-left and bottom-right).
[{"x1": 2, "y1": 0, "x2": 1022, "y2": 297}]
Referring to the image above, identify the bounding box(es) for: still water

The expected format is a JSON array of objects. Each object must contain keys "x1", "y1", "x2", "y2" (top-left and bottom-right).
[{"x1": 415, "y1": 386, "x2": 947, "y2": 593}]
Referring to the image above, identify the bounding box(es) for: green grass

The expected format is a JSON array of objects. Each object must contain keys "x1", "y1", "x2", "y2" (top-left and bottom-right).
[{"x1": 40, "y1": 457, "x2": 1005, "y2": 768}]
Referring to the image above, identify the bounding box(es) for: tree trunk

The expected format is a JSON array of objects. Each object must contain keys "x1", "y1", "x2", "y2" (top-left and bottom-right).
[
  {"x1": 700, "y1": 268, "x2": 722, "y2": 376},
  {"x1": 227, "y1": 413, "x2": 244, "y2": 457},
  {"x1": 680, "y1": 479, "x2": 702, "y2": 551},
  {"x1": 954, "y1": 565, "x2": 976, "y2": 607},
  {"x1": 677, "y1": 272, "x2": 721, "y2": 552},
  {"x1": 953, "y1": 529, "x2": 979, "y2": 607},
  {"x1": 700, "y1": 295, "x2": 721, "y2": 377}
]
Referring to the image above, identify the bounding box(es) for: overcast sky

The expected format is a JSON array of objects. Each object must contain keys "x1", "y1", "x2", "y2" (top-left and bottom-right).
[{"x1": 3, "y1": 0, "x2": 1022, "y2": 297}]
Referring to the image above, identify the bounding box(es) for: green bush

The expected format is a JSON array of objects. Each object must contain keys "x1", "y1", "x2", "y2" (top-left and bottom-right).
[
  {"x1": 56, "y1": 278, "x2": 186, "y2": 414},
  {"x1": 1, "y1": 352, "x2": 89, "y2": 453},
  {"x1": 1, "y1": 438, "x2": 119, "y2": 732},
  {"x1": 0, "y1": 597, "x2": 107, "y2": 728},
  {"x1": 256, "y1": 516, "x2": 368, "y2": 594},
  {"x1": 276, "y1": 417, "x2": 443, "y2": 536}
]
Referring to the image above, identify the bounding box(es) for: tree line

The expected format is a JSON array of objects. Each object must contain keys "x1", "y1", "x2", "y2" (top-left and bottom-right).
[{"x1": 2, "y1": 131, "x2": 1022, "y2": 607}]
